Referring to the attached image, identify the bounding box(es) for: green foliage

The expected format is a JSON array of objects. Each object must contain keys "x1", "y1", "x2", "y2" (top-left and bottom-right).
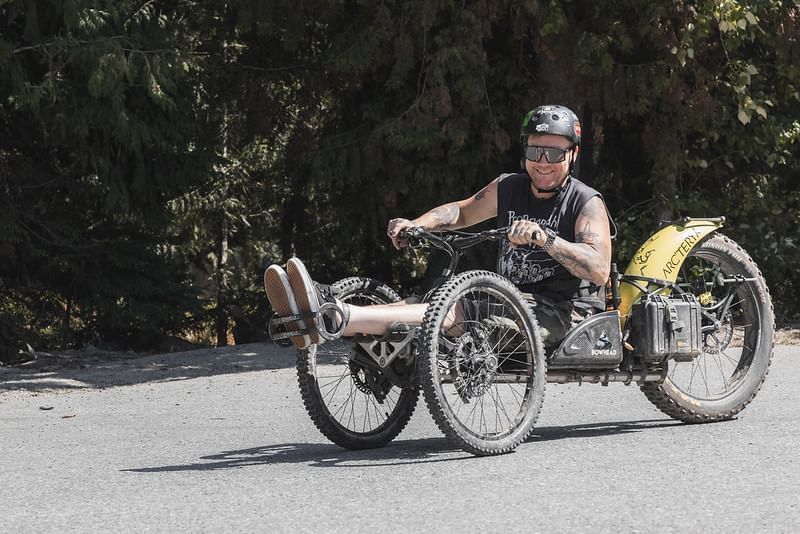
[
  {"x1": 2, "y1": 0, "x2": 800, "y2": 358},
  {"x1": 0, "y1": 0, "x2": 213, "y2": 355}
]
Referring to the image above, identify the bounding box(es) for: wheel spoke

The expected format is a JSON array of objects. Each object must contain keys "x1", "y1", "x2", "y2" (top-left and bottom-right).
[
  {"x1": 295, "y1": 282, "x2": 419, "y2": 449},
  {"x1": 321, "y1": 371, "x2": 350, "y2": 403},
  {"x1": 712, "y1": 353, "x2": 731, "y2": 391},
  {"x1": 347, "y1": 381, "x2": 359, "y2": 429},
  {"x1": 436, "y1": 284, "x2": 540, "y2": 438},
  {"x1": 490, "y1": 384, "x2": 515, "y2": 428},
  {"x1": 362, "y1": 395, "x2": 370, "y2": 432},
  {"x1": 335, "y1": 379, "x2": 354, "y2": 425},
  {"x1": 642, "y1": 238, "x2": 772, "y2": 423}
]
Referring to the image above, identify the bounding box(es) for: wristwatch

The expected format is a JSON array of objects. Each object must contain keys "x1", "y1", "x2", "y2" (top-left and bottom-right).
[{"x1": 542, "y1": 227, "x2": 558, "y2": 253}]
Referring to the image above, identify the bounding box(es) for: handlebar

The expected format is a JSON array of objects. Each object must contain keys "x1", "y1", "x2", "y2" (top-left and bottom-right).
[
  {"x1": 395, "y1": 226, "x2": 510, "y2": 285},
  {"x1": 398, "y1": 226, "x2": 510, "y2": 254}
]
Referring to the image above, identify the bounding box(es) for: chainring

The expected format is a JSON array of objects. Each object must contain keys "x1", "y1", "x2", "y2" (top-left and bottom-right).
[
  {"x1": 348, "y1": 360, "x2": 393, "y2": 402},
  {"x1": 348, "y1": 361, "x2": 373, "y2": 394}
]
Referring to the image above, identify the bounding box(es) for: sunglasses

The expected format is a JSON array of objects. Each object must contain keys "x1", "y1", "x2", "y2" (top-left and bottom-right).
[{"x1": 524, "y1": 145, "x2": 574, "y2": 163}]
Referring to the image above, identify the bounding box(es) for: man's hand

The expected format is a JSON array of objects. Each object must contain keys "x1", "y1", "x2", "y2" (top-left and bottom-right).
[
  {"x1": 507, "y1": 219, "x2": 546, "y2": 248},
  {"x1": 385, "y1": 178, "x2": 500, "y2": 251},
  {"x1": 387, "y1": 218, "x2": 417, "y2": 249}
]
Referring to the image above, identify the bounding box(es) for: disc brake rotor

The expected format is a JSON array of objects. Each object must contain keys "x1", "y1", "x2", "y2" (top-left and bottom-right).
[
  {"x1": 449, "y1": 326, "x2": 497, "y2": 401},
  {"x1": 703, "y1": 309, "x2": 734, "y2": 354}
]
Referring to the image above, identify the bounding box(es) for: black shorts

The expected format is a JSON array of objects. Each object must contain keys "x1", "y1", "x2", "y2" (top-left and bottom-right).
[{"x1": 460, "y1": 293, "x2": 573, "y2": 347}]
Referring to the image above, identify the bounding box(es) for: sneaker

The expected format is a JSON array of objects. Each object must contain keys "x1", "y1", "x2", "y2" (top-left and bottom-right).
[
  {"x1": 263, "y1": 264, "x2": 311, "y2": 349},
  {"x1": 286, "y1": 257, "x2": 349, "y2": 344}
]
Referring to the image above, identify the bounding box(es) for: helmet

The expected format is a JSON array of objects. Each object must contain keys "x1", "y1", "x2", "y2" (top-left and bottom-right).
[{"x1": 520, "y1": 105, "x2": 581, "y2": 147}]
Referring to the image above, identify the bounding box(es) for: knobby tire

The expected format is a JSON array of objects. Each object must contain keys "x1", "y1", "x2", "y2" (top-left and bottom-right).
[
  {"x1": 296, "y1": 277, "x2": 419, "y2": 449},
  {"x1": 641, "y1": 234, "x2": 774, "y2": 422}
]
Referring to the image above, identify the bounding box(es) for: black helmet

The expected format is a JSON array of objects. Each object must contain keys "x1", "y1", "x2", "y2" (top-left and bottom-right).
[{"x1": 520, "y1": 105, "x2": 581, "y2": 146}]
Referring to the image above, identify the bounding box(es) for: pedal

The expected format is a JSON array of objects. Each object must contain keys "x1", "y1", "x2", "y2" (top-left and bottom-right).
[{"x1": 268, "y1": 314, "x2": 310, "y2": 345}]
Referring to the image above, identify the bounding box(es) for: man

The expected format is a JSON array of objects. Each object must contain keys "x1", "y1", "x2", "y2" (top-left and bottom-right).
[{"x1": 264, "y1": 105, "x2": 613, "y2": 350}]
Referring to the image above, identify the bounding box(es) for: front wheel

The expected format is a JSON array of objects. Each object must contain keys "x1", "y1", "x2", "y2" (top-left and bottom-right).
[
  {"x1": 418, "y1": 270, "x2": 546, "y2": 456},
  {"x1": 641, "y1": 234, "x2": 774, "y2": 422},
  {"x1": 297, "y1": 277, "x2": 419, "y2": 449}
]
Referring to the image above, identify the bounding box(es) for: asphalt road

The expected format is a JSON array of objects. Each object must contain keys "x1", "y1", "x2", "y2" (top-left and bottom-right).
[{"x1": 2, "y1": 344, "x2": 799, "y2": 533}]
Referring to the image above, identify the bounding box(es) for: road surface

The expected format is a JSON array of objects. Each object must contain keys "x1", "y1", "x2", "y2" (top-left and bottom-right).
[{"x1": 2, "y1": 343, "x2": 798, "y2": 532}]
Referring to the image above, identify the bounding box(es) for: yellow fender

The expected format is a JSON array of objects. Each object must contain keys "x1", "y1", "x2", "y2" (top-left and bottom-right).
[{"x1": 618, "y1": 217, "x2": 726, "y2": 324}]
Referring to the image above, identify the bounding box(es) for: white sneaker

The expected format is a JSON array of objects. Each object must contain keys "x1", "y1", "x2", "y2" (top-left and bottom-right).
[
  {"x1": 286, "y1": 257, "x2": 349, "y2": 344},
  {"x1": 263, "y1": 264, "x2": 311, "y2": 349}
]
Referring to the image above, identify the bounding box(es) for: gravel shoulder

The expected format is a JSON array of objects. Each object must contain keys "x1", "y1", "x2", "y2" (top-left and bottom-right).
[
  {"x1": 1, "y1": 325, "x2": 797, "y2": 396},
  {"x1": 0, "y1": 342, "x2": 295, "y2": 395}
]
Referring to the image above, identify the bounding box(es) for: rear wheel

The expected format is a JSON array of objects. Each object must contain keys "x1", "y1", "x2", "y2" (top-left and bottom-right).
[
  {"x1": 641, "y1": 234, "x2": 774, "y2": 422},
  {"x1": 296, "y1": 277, "x2": 419, "y2": 449},
  {"x1": 418, "y1": 270, "x2": 546, "y2": 456}
]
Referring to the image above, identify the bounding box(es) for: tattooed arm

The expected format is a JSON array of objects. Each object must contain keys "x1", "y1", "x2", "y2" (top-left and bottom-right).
[
  {"x1": 418, "y1": 202, "x2": 463, "y2": 231},
  {"x1": 547, "y1": 196, "x2": 612, "y2": 286},
  {"x1": 387, "y1": 177, "x2": 500, "y2": 248},
  {"x1": 419, "y1": 177, "x2": 500, "y2": 230}
]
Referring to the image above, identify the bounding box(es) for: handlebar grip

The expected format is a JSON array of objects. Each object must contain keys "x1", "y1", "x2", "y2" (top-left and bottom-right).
[{"x1": 397, "y1": 227, "x2": 424, "y2": 240}]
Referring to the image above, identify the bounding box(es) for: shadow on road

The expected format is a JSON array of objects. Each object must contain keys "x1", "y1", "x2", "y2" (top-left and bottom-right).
[
  {"x1": 124, "y1": 418, "x2": 690, "y2": 473},
  {"x1": 528, "y1": 418, "x2": 688, "y2": 442},
  {"x1": 0, "y1": 342, "x2": 296, "y2": 393},
  {"x1": 123, "y1": 438, "x2": 468, "y2": 472}
]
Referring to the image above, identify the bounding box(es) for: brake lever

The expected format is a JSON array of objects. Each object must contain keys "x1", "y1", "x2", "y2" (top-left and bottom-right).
[
  {"x1": 397, "y1": 227, "x2": 427, "y2": 248},
  {"x1": 488, "y1": 226, "x2": 510, "y2": 241}
]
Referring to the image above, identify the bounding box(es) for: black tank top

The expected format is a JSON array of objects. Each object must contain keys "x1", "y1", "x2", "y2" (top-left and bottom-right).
[{"x1": 495, "y1": 173, "x2": 607, "y2": 301}]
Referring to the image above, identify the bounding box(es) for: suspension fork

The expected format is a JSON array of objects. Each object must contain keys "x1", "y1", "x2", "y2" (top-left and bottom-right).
[
  {"x1": 425, "y1": 249, "x2": 463, "y2": 290},
  {"x1": 441, "y1": 250, "x2": 463, "y2": 283}
]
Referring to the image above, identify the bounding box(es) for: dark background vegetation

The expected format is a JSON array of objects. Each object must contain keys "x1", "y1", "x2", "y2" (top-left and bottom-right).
[{"x1": 2, "y1": 1, "x2": 799, "y2": 358}]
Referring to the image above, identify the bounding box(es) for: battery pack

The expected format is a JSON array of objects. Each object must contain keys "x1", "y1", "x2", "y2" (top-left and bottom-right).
[{"x1": 629, "y1": 293, "x2": 703, "y2": 362}]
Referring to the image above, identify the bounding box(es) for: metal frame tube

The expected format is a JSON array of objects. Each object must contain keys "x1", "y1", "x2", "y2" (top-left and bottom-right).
[
  {"x1": 440, "y1": 370, "x2": 664, "y2": 385},
  {"x1": 545, "y1": 370, "x2": 665, "y2": 385}
]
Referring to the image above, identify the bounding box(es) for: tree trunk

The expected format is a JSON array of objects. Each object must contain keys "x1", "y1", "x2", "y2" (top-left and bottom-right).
[
  {"x1": 579, "y1": 103, "x2": 594, "y2": 184},
  {"x1": 216, "y1": 33, "x2": 233, "y2": 347},
  {"x1": 645, "y1": 118, "x2": 680, "y2": 225},
  {"x1": 653, "y1": 169, "x2": 677, "y2": 224},
  {"x1": 216, "y1": 217, "x2": 229, "y2": 346}
]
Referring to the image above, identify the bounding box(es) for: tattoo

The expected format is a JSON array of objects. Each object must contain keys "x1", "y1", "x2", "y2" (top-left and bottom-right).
[
  {"x1": 577, "y1": 195, "x2": 606, "y2": 224},
  {"x1": 473, "y1": 184, "x2": 490, "y2": 201},
  {"x1": 552, "y1": 248, "x2": 604, "y2": 283},
  {"x1": 550, "y1": 196, "x2": 610, "y2": 284},
  {"x1": 575, "y1": 221, "x2": 599, "y2": 245},
  {"x1": 430, "y1": 203, "x2": 460, "y2": 230}
]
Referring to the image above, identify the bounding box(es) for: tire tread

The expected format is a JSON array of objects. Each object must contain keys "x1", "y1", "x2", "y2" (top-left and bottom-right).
[
  {"x1": 296, "y1": 277, "x2": 419, "y2": 449},
  {"x1": 419, "y1": 270, "x2": 546, "y2": 456},
  {"x1": 640, "y1": 234, "x2": 774, "y2": 423}
]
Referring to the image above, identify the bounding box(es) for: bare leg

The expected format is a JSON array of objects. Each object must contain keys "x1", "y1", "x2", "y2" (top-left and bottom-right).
[
  {"x1": 342, "y1": 302, "x2": 464, "y2": 336},
  {"x1": 343, "y1": 303, "x2": 427, "y2": 336}
]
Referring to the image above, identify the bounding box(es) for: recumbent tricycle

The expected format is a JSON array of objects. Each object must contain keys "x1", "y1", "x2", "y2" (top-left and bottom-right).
[{"x1": 270, "y1": 217, "x2": 773, "y2": 456}]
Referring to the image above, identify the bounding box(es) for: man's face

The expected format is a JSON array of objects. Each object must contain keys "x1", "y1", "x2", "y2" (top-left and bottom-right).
[{"x1": 524, "y1": 134, "x2": 577, "y2": 192}]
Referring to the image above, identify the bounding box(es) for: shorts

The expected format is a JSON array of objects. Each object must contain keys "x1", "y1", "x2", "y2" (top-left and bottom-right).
[{"x1": 461, "y1": 293, "x2": 573, "y2": 347}]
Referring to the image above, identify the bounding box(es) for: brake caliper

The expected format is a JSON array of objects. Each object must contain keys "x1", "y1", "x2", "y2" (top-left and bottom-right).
[{"x1": 698, "y1": 291, "x2": 715, "y2": 307}]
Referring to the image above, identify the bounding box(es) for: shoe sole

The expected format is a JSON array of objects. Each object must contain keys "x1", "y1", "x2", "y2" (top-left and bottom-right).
[
  {"x1": 286, "y1": 257, "x2": 321, "y2": 345},
  {"x1": 264, "y1": 265, "x2": 310, "y2": 349}
]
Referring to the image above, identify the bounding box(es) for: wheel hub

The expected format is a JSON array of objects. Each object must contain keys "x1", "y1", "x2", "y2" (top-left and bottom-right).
[
  {"x1": 703, "y1": 309, "x2": 734, "y2": 354},
  {"x1": 450, "y1": 328, "x2": 498, "y2": 400}
]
